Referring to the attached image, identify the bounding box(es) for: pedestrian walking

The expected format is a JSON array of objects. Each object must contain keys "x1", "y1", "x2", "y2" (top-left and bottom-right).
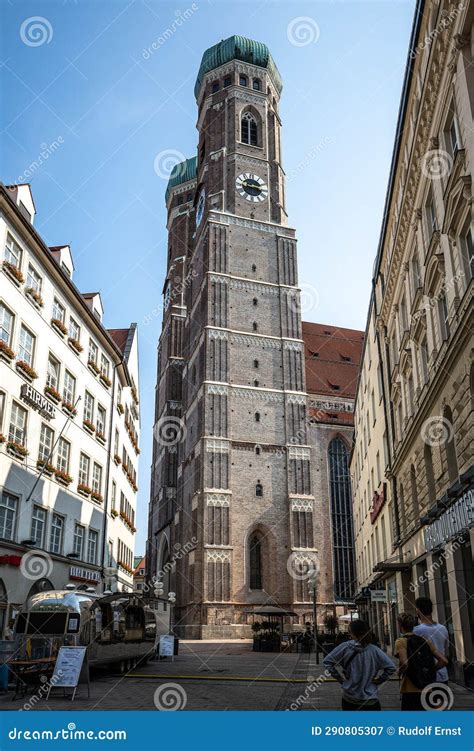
[
  {"x1": 395, "y1": 612, "x2": 448, "y2": 710},
  {"x1": 413, "y1": 597, "x2": 450, "y2": 684},
  {"x1": 323, "y1": 619, "x2": 396, "y2": 710}
]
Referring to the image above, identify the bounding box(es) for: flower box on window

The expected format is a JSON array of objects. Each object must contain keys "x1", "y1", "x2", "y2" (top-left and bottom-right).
[
  {"x1": 117, "y1": 403, "x2": 124, "y2": 415},
  {"x1": 100, "y1": 373, "x2": 111, "y2": 388},
  {"x1": 113, "y1": 454, "x2": 121, "y2": 465},
  {"x1": 25, "y1": 287, "x2": 44, "y2": 308},
  {"x1": 77, "y1": 483, "x2": 92, "y2": 497},
  {"x1": 83, "y1": 419, "x2": 95, "y2": 434},
  {"x1": 68, "y1": 337, "x2": 83, "y2": 354},
  {"x1": 111, "y1": 509, "x2": 119, "y2": 518},
  {"x1": 131, "y1": 386, "x2": 139, "y2": 404},
  {"x1": 0, "y1": 341, "x2": 16, "y2": 363},
  {"x1": 87, "y1": 360, "x2": 100, "y2": 376},
  {"x1": 7, "y1": 441, "x2": 28, "y2": 459},
  {"x1": 3, "y1": 261, "x2": 24, "y2": 285},
  {"x1": 16, "y1": 360, "x2": 38, "y2": 381},
  {"x1": 51, "y1": 318, "x2": 67, "y2": 337},
  {"x1": 44, "y1": 385, "x2": 61, "y2": 403},
  {"x1": 37, "y1": 458, "x2": 55, "y2": 476},
  {"x1": 96, "y1": 431, "x2": 106, "y2": 445},
  {"x1": 0, "y1": 434, "x2": 5, "y2": 444},
  {"x1": 55, "y1": 468, "x2": 73, "y2": 486},
  {"x1": 62, "y1": 401, "x2": 77, "y2": 417},
  {"x1": 91, "y1": 491, "x2": 103, "y2": 504}
]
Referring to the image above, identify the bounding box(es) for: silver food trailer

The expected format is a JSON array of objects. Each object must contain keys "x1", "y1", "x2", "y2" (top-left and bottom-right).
[{"x1": 13, "y1": 589, "x2": 166, "y2": 672}]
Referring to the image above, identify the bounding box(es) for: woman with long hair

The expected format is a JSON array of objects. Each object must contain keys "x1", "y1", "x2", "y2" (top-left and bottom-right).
[{"x1": 323, "y1": 619, "x2": 396, "y2": 710}]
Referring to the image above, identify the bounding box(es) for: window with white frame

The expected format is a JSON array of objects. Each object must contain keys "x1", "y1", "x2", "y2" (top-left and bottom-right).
[
  {"x1": 9, "y1": 402, "x2": 27, "y2": 445},
  {"x1": 0, "y1": 491, "x2": 18, "y2": 541},
  {"x1": 49, "y1": 513, "x2": 64, "y2": 555},
  {"x1": 425, "y1": 190, "x2": 438, "y2": 236},
  {"x1": 4, "y1": 234, "x2": 22, "y2": 268},
  {"x1": 419, "y1": 334, "x2": 429, "y2": 385},
  {"x1": 114, "y1": 428, "x2": 119, "y2": 456},
  {"x1": 38, "y1": 423, "x2": 54, "y2": 462},
  {"x1": 117, "y1": 383, "x2": 122, "y2": 406},
  {"x1": 73, "y1": 524, "x2": 85, "y2": 558},
  {"x1": 92, "y1": 463, "x2": 102, "y2": 494},
  {"x1": 459, "y1": 221, "x2": 473, "y2": 282},
  {"x1": 79, "y1": 453, "x2": 90, "y2": 486},
  {"x1": 87, "y1": 529, "x2": 98, "y2": 564},
  {"x1": 111, "y1": 481, "x2": 116, "y2": 511},
  {"x1": 100, "y1": 354, "x2": 109, "y2": 378},
  {"x1": 69, "y1": 317, "x2": 80, "y2": 342},
  {"x1": 84, "y1": 391, "x2": 94, "y2": 422},
  {"x1": 63, "y1": 370, "x2": 76, "y2": 404},
  {"x1": 52, "y1": 298, "x2": 66, "y2": 323},
  {"x1": 0, "y1": 303, "x2": 14, "y2": 345},
  {"x1": 438, "y1": 290, "x2": 450, "y2": 341},
  {"x1": 444, "y1": 104, "x2": 461, "y2": 157},
  {"x1": 18, "y1": 325, "x2": 35, "y2": 365},
  {"x1": 88, "y1": 339, "x2": 98, "y2": 364},
  {"x1": 26, "y1": 265, "x2": 42, "y2": 293},
  {"x1": 411, "y1": 250, "x2": 422, "y2": 294},
  {"x1": 46, "y1": 355, "x2": 60, "y2": 389},
  {"x1": 31, "y1": 506, "x2": 47, "y2": 547},
  {"x1": 57, "y1": 437, "x2": 70, "y2": 473},
  {"x1": 97, "y1": 405, "x2": 106, "y2": 435}
]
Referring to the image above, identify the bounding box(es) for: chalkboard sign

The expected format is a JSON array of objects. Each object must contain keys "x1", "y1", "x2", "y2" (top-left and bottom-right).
[
  {"x1": 47, "y1": 646, "x2": 89, "y2": 701},
  {"x1": 159, "y1": 634, "x2": 175, "y2": 658}
]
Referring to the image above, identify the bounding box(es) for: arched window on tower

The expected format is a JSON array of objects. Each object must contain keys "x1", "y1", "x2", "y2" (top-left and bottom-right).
[
  {"x1": 249, "y1": 534, "x2": 262, "y2": 589},
  {"x1": 239, "y1": 74, "x2": 248, "y2": 87},
  {"x1": 255, "y1": 481, "x2": 263, "y2": 497},
  {"x1": 252, "y1": 79, "x2": 261, "y2": 91},
  {"x1": 241, "y1": 112, "x2": 258, "y2": 146},
  {"x1": 328, "y1": 438, "x2": 356, "y2": 600}
]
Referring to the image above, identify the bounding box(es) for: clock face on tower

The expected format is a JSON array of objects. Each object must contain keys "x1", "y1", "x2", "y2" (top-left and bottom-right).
[
  {"x1": 235, "y1": 173, "x2": 268, "y2": 203},
  {"x1": 196, "y1": 189, "x2": 206, "y2": 226}
]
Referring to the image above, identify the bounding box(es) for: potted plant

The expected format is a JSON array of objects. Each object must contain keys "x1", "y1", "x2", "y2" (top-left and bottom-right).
[
  {"x1": 117, "y1": 403, "x2": 124, "y2": 414},
  {"x1": 96, "y1": 430, "x2": 106, "y2": 444},
  {"x1": 25, "y1": 287, "x2": 44, "y2": 308},
  {"x1": 0, "y1": 340, "x2": 16, "y2": 363},
  {"x1": 68, "y1": 337, "x2": 83, "y2": 354},
  {"x1": 51, "y1": 318, "x2": 67, "y2": 336},
  {"x1": 0, "y1": 434, "x2": 5, "y2": 444},
  {"x1": 55, "y1": 468, "x2": 73, "y2": 486},
  {"x1": 131, "y1": 386, "x2": 139, "y2": 405},
  {"x1": 83, "y1": 418, "x2": 95, "y2": 434},
  {"x1": 44, "y1": 384, "x2": 61, "y2": 403},
  {"x1": 113, "y1": 453, "x2": 121, "y2": 465},
  {"x1": 100, "y1": 373, "x2": 111, "y2": 388},
  {"x1": 87, "y1": 359, "x2": 100, "y2": 376},
  {"x1": 37, "y1": 458, "x2": 55, "y2": 476},
  {"x1": 111, "y1": 509, "x2": 119, "y2": 518},
  {"x1": 7, "y1": 440, "x2": 28, "y2": 459},
  {"x1": 62, "y1": 401, "x2": 77, "y2": 417},
  {"x1": 77, "y1": 483, "x2": 92, "y2": 497},
  {"x1": 3, "y1": 261, "x2": 24, "y2": 285},
  {"x1": 16, "y1": 360, "x2": 38, "y2": 381},
  {"x1": 91, "y1": 491, "x2": 103, "y2": 503}
]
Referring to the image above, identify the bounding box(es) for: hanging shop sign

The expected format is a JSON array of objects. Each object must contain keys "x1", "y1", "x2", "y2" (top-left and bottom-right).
[
  {"x1": 424, "y1": 487, "x2": 473, "y2": 552},
  {"x1": 370, "y1": 484, "x2": 386, "y2": 524},
  {"x1": 370, "y1": 590, "x2": 387, "y2": 603},
  {"x1": 20, "y1": 383, "x2": 55, "y2": 419},
  {"x1": 69, "y1": 566, "x2": 101, "y2": 583}
]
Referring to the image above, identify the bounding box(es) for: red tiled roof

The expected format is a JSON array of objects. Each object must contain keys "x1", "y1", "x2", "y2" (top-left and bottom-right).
[
  {"x1": 302, "y1": 321, "x2": 364, "y2": 399},
  {"x1": 133, "y1": 556, "x2": 146, "y2": 575},
  {"x1": 108, "y1": 328, "x2": 129, "y2": 354}
]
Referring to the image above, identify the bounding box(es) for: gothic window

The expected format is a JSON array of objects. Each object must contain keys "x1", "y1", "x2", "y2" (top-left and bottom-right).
[
  {"x1": 328, "y1": 438, "x2": 356, "y2": 600},
  {"x1": 254, "y1": 380, "x2": 259, "y2": 387},
  {"x1": 255, "y1": 445, "x2": 261, "y2": 455},
  {"x1": 249, "y1": 534, "x2": 262, "y2": 589},
  {"x1": 252, "y1": 79, "x2": 261, "y2": 91},
  {"x1": 224, "y1": 76, "x2": 231, "y2": 87},
  {"x1": 443, "y1": 405, "x2": 458, "y2": 482},
  {"x1": 255, "y1": 412, "x2": 260, "y2": 422},
  {"x1": 241, "y1": 112, "x2": 258, "y2": 146},
  {"x1": 239, "y1": 75, "x2": 247, "y2": 87},
  {"x1": 252, "y1": 322, "x2": 258, "y2": 331},
  {"x1": 292, "y1": 510, "x2": 314, "y2": 548},
  {"x1": 255, "y1": 482, "x2": 263, "y2": 497}
]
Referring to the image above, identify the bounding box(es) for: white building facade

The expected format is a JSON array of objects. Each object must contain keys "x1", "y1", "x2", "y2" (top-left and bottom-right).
[{"x1": 0, "y1": 183, "x2": 140, "y2": 636}]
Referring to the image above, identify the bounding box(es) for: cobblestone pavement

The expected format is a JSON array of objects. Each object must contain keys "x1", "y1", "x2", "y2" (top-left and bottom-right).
[{"x1": 0, "y1": 641, "x2": 472, "y2": 711}]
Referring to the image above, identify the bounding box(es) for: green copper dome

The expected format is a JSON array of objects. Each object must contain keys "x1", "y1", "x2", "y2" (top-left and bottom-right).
[
  {"x1": 165, "y1": 156, "x2": 197, "y2": 203},
  {"x1": 194, "y1": 35, "x2": 282, "y2": 99}
]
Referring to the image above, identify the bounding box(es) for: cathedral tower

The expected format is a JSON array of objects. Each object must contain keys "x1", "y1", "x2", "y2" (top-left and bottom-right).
[{"x1": 148, "y1": 36, "x2": 318, "y2": 637}]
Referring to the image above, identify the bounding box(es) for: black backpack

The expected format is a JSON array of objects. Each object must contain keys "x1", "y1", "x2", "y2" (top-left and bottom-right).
[{"x1": 406, "y1": 634, "x2": 437, "y2": 689}]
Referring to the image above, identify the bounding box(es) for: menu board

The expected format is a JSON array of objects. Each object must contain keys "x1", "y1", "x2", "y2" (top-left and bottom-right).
[
  {"x1": 159, "y1": 634, "x2": 175, "y2": 657},
  {"x1": 51, "y1": 646, "x2": 87, "y2": 688}
]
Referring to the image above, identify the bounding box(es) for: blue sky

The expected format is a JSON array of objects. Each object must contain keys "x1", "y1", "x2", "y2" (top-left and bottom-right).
[{"x1": 1, "y1": 0, "x2": 415, "y2": 553}]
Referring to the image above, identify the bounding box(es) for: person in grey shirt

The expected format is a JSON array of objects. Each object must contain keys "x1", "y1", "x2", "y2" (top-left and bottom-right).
[
  {"x1": 323, "y1": 620, "x2": 396, "y2": 710},
  {"x1": 414, "y1": 597, "x2": 449, "y2": 683}
]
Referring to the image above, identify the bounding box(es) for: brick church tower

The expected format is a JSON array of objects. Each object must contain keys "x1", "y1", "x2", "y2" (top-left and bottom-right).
[{"x1": 148, "y1": 36, "x2": 320, "y2": 638}]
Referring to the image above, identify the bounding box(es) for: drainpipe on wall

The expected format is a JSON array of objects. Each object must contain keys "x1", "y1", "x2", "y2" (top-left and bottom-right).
[{"x1": 100, "y1": 362, "x2": 117, "y2": 590}]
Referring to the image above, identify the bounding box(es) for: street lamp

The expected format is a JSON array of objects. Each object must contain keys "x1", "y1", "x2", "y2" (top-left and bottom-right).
[{"x1": 307, "y1": 558, "x2": 320, "y2": 665}]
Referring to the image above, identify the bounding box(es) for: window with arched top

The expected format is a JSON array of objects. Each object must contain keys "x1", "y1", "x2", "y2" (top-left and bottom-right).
[
  {"x1": 241, "y1": 112, "x2": 258, "y2": 146},
  {"x1": 252, "y1": 322, "x2": 258, "y2": 331},
  {"x1": 252, "y1": 79, "x2": 261, "y2": 91},
  {"x1": 424, "y1": 443, "x2": 436, "y2": 503},
  {"x1": 255, "y1": 412, "x2": 260, "y2": 422},
  {"x1": 253, "y1": 298, "x2": 258, "y2": 306},
  {"x1": 239, "y1": 75, "x2": 247, "y2": 87},
  {"x1": 249, "y1": 533, "x2": 262, "y2": 589},
  {"x1": 410, "y1": 464, "x2": 419, "y2": 519},
  {"x1": 328, "y1": 438, "x2": 356, "y2": 600},
  {"x1": 443, "y1": 405, "x2": 458, "y2": 482},
  {"x1": 255, "y1": 482, "x2": 263, "y2": 497}
]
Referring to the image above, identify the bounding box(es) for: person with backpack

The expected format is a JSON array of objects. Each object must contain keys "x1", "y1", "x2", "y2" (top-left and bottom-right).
[
  {"x1": 323, "y1": 619, "x2": 396, "y2": 710},
  {"x1": 395, "y1": 612, "x2": 448, "y2": 710},
  {"x1": 414, "y1": 597, "x2": 450, "y2": 684}
]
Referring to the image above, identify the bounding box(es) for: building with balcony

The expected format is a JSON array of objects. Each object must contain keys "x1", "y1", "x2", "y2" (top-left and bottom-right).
[{"x1": 0, "y1": 183, "x2": 140, "y2": 636}]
